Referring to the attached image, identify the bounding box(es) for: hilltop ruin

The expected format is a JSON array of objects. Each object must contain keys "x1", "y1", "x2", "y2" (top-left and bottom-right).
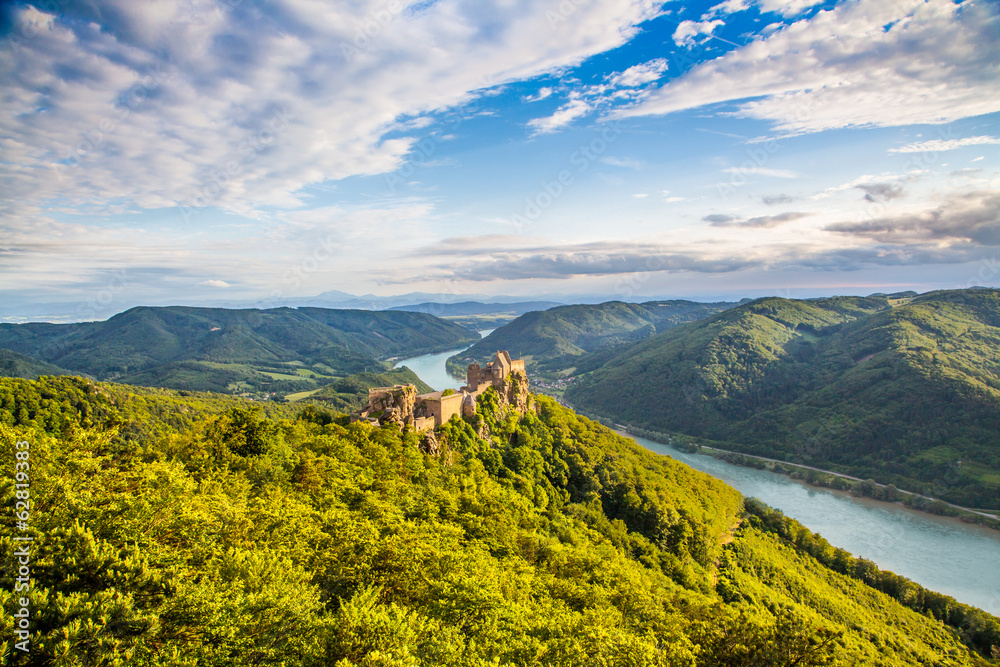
[{"x1": 352, "y1": 350, "x2": 527, "y2": 430}]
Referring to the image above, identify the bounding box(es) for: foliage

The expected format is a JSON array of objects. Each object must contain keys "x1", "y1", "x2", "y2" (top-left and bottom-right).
[
  {"x1": 742, "y1": 497, "x2": 1000, "y2": 659},
  {"x1": 568, "y1": 289, "x2": 1000, "y2": 509},
  {"x1": 449, "y1": 300, "x2": 736, "y2": 375},
  {"x1": 0, "y1": 306, "x2": 478, "y2": 397},
  {"x1": 0, "y1": 377, "x2": 995, "y2": 665},
  {"x1": 0, "y1": 350, "x2": 72, "y2": 381}
]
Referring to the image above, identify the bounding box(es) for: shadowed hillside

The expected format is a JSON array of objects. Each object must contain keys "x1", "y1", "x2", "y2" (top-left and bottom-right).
[
  {"x1": 449, "y1": 299, "x2": 736, "y2": 377},
  {"x1": 567, "y1": 289, "x2": 1000, "y2": 509}
]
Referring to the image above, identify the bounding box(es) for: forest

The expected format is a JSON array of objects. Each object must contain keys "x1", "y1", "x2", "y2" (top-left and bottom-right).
[
  {"x1": 567, "y1": 289, "x2": 1000, "y2": 510},
  {"x1": 1, "y1": 375, "x2": 997, "y2": 665},
  {"x1": 0, "y1": 305, "x2": 478, "y2": 398}
]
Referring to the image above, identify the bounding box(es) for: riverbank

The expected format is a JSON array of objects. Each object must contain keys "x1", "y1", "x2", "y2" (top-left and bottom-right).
[
  {"x1": 636, "y1": 426, "x2": 1000, "y2": 531},
  {"x1": 539, "y1": 389, "x2": 1000, "y2": 531}
]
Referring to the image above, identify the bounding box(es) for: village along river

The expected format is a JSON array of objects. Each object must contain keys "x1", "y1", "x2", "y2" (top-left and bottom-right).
[{"x1": 394, "y1": 338, "x2": 1000, "y2": 613}]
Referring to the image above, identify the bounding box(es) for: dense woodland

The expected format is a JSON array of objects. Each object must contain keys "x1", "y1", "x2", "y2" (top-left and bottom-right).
[
  {"x1": 1, "y1": 375, "x2": 997, "y2": 665},
  {"x1": 567, "y1": 289, "x2": 1000, "y2": 510},
  {"x1": 0, "y1": 306, "x2": 478, "y2": 398},
  {"x1": 449, "y1": 300, "x2": 736, "y2": 378}
]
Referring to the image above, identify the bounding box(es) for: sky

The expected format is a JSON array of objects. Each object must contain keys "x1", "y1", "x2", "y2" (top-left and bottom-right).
[{"x1": 1, "y1": 0, "x2": 999, "y2": 320}]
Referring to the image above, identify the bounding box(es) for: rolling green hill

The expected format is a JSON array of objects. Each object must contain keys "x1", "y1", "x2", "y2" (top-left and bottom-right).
[
  {"x1": 0, "y1": 306, "x2": 478, "y2": 397},
  {"x1": 0, "y1": 348, "x2": 74, "y2": 380},
  {"x1": 566, "y1": 289, "x2": 1000, "y2": 509},
  {"x1": 1, "y1": 375, "x2": 996, "y2": 664},
  {"x1": 449, "y1": 299, "x2": 736, "y2": 377}
]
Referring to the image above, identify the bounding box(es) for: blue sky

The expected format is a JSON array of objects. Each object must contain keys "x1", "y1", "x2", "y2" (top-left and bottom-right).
[{"x1": 1, "y1": 0, "x2": 998, "y2": 319}]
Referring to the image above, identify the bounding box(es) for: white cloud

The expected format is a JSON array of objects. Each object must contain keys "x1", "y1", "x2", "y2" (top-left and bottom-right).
[
  {"x1": 199, "y1": 280, "x2": 232, "y2": 288},
  {"x1": 705, "y1": 0, "x2": 751, "y2": 19},
  {"x1": 673, "y1": 19, "x2": 725, "y2": 48},
  {"x1": 888, "y1": 136, "x2": 1000, "y2": 154},
  {"x1": 757, "y1": 0, "x2": 824, "y2": 18},
  {"x1": 0, "y1": 0, "x2": 664, "y2": 215},
  {"x1": 618, "y1": 0, "x2": 1000, "y2": 135},
  {"x1": 602, "y1": 156, "x2": 644, "y2": 169},
  {"x1": 527, "y1": 98, "x2": 592, "y2": 135},
  {"x1": 608, "y1": 59, "x2": 669, "y2": 87},
  {"x1": 723, "y1": 166, "x2": 800, "y2": 179},
  {"x1": 632, "y1": 193, "x2": 649, "y2": 198},
  {"x1": 524, "y1": 87, "x2": 554, "y2": 102},
  {"x1": 972, "y1": 156, "x2": 985, "y2": 162}
]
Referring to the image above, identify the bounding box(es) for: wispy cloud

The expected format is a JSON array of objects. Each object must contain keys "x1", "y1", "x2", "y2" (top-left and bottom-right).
[
  {"x1": 704, "y1": 211, "x2": 811, "y2": 227},
  {"x1": 602, "y1": 156, "x2": 644, "y2": 170},
  {"x1": 608, "y1": 59, "x2": 669, "y2": 87},
  {"x1": 527, "y1": 98, "x2": 592, "y2": 135},
  {"x1": 704, "y1": 0, "x2": 751, "y2": 19},
  {"x1": 0, "y1": 0, "x2": 664, "y2": 214},
  {"x1": 523, "y1": 87, "x2": 554, "y2": 103},
  {"x1": 888, "y1": 136, "x2": 1000, "y2": 154},
  {"x1": 825, "y1": 191, "x2": 1000, "y2": 247},
  {"x1": 723, "y1": 166, "x2": 800, "y2": 179},
  {"x1": 618, "y1": 0, "x2": 1000, "y2": 134}
]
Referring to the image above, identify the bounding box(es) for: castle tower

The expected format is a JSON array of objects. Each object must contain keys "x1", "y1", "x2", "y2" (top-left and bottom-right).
[{"x1": 467, "y1": 362, "x2": 482, "y2": 390}]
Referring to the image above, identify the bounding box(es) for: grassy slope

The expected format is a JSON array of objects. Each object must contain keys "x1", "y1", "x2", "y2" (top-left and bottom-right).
[
  {"x1": 449, "y1": 300, "x2": 736, "y2": 374},
  {"x1": 0, "y1": 377, "x2": 994, "y2": 665},
  {"x1": 0, "y1": 306, "x2": 478, "y2": 395},
  {"x1": 566, "y1": 289, "x2": 1000, "y2": 508}
]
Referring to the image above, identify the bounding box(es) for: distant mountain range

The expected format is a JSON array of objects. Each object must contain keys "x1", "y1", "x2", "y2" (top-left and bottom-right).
[
  {"x1": 0, "y1": 288, "x2": 704, "y2": 324},
  {"x1": 449, "y1": 299, "x2": 738, "y2": 374},
  {"x1": 388, "y1": 300, "x2": 563, "y2": 317},
  {"x1": 0, "y1": 305, "x2": 477, "y2": 395},
  {"x1": 565, "y1": 289, "x2": 1000, "y2": 510}
]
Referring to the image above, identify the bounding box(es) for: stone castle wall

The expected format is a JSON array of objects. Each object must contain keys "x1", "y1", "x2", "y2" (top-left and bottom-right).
[{"x1": 355, "y1": 351, "x2": 525, "y2": 430}]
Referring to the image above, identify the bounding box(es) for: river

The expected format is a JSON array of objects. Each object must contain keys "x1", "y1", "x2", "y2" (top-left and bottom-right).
[
  {"x1": 393, "y1": 329, "x2": 493, "y2": 391},
  {"x1": 392, "y1": 343, "x2": 1000, "y2": 613}
]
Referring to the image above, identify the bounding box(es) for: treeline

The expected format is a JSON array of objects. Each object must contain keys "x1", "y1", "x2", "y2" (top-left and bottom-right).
[
  {"x1": 0, "y1": 377, "x2": 996, "y2": 664},
  {"x1": 744, "y1": 497, "x2": 1000, "y2": 658}
]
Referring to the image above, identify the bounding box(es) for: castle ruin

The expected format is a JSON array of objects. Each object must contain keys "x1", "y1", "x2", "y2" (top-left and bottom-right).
[{"x1": 353, "y1": 351, "x2": 526, "y2": 430}]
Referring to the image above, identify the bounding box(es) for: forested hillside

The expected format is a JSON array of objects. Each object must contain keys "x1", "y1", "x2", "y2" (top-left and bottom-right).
[
  {"x1": 0, "y1": 350, "x2": 72, "y2": 381},
  {"x1": 449, "y1": 300, "x2": 736, "y2": 376},
  {"x1": 1, "y1": 375, "x2": 996, "y2": 665},
  {"x1": 567, "y1": 289, "x2": 1000, "y2": 510},
  {"x1": 0, "y1": 306, "x2": 478, "y2": 397}
]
